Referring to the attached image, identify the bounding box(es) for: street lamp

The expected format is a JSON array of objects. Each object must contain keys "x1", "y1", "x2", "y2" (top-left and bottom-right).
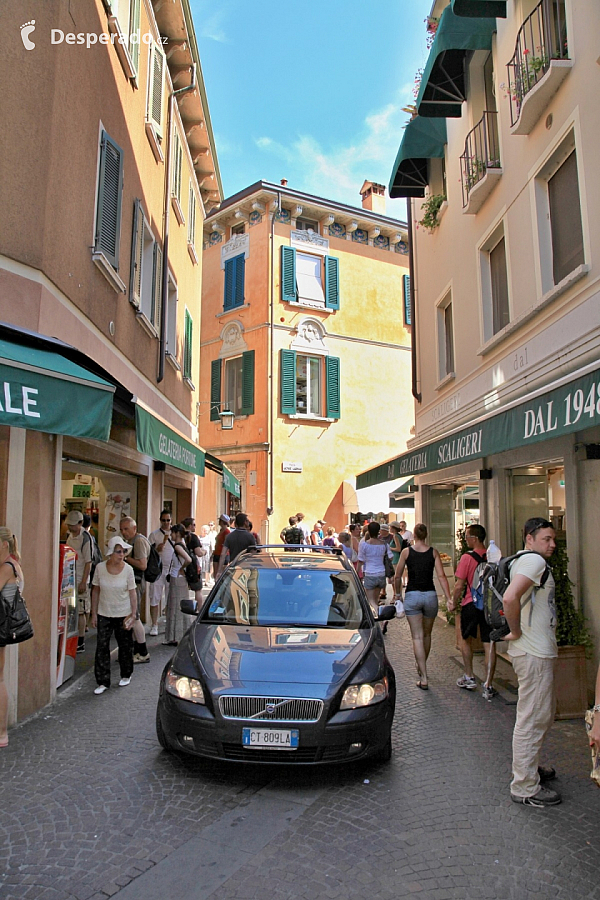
[{"x1": 218, "y1": 406, "x2": 234, "y2": 430}]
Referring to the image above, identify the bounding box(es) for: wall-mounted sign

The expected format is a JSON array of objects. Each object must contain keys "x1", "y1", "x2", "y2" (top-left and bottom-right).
[
  {"x1": 72, "y1": 484, "x2": 91, "y2": 498},
  {"x1": 282, "y1": 461, "x2": 303, "y2": 473}
]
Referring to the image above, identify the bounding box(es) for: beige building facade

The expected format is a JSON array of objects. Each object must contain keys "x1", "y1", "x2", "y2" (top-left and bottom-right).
[
  {"x1": 0, "y1": 0, "x2": 221, "y2": 721},
  {"x1": 359, "y1": 0, "x2": 600, "y2": 670}
]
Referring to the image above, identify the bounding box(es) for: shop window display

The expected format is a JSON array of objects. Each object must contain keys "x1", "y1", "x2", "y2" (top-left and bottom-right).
[{"x1": 61, "y1": 463, "x2": 138, "y2": 555}]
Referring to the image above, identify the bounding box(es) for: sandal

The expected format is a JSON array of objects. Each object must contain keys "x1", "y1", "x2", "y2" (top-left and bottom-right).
[{"x1": 416, "y1": 681, "x2": 429, "y2": 691}]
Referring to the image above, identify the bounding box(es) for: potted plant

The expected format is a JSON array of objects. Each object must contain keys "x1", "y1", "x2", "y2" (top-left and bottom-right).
[
  {"x1": 418, "y1": 193, "x2": 446, "y2": 233},
  {"x1": 550, "y1": 542, "x2": 593, "y2": 719}
]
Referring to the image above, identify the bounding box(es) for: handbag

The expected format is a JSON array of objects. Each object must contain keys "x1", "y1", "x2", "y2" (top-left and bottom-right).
[
  {"x1": 383, "y1": 547, "x2": 395, "y2": 579},
  {"x1": 0, "y1": 561, "x2": 34, "y2": 645}
]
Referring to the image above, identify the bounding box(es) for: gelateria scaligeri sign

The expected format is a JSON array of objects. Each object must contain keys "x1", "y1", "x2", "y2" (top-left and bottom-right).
[
  {"x1": 135, "y1": 404, "x2": 205, "y2": 477},
  {"x1": 357, "y1": 366, "x2": 600, "y2": 488}
]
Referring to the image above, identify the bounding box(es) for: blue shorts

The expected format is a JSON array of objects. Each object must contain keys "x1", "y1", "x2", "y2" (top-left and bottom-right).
[
  {"x1": 404, "y1": 590, "x2": 438, "y2": 618},
  {"x1": 364, "y1": 574, "x2": 387, "y2": 591}
]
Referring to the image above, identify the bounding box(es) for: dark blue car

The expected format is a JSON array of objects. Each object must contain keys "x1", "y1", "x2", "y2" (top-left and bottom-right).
[{"x1": 156, "y1": 546, "x2": 396, "y2": 764}]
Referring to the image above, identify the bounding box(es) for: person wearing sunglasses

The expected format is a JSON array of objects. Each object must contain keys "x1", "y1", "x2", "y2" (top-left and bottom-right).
[
  {"x1": 147, "y1": 510, "x2": 175, "y2": 636},
  {"x1": 91, "y1": 536, "x2": 137, "y2": 695}
]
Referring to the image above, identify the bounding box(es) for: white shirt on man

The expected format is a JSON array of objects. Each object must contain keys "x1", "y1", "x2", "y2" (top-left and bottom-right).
[{"x1": 507, "y1": 551, "x2": 557, "y2": 660}]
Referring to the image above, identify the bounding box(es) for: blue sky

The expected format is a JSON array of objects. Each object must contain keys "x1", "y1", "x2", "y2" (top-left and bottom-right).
[{"x1": 190, "y1": 1, "x2": 433, "y2": 221}]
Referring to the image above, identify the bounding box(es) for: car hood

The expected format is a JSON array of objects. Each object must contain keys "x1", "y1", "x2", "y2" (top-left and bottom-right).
[{"x1": 191, "y1": 623, "x2": 370, "y2": 689}]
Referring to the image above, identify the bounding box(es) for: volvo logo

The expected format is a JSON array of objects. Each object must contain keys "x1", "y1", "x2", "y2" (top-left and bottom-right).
[{"x1": 265, "y1": 704, "x2": 276, "y2": 714}]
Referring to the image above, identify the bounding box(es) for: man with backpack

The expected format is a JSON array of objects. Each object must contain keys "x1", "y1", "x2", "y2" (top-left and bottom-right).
[
  {"x1": 448, "y1": 524, "x2": 497, "y2": 700},
  {"x1": 501, "y1": 517, "x2": 559, "y2": 807}
]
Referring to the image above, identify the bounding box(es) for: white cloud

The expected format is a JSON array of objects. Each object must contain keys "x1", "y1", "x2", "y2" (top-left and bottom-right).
[{"x1": 199, "y1": 10, "x2": 229, "y2": 43}]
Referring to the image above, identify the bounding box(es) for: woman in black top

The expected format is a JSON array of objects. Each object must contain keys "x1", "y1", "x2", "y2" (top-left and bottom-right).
[{"x1": 393, "y1": 523, "x2": 451, "y2": 690}]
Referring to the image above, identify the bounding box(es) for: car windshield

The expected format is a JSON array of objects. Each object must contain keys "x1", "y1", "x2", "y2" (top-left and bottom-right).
[{"x1": 202, "y1": 565, "x2": 368, "y2": 629}]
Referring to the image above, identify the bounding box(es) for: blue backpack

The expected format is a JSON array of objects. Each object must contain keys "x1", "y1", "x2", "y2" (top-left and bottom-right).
[{"x1": 467, "y1": 550, "x2": 487, "y2": 610}]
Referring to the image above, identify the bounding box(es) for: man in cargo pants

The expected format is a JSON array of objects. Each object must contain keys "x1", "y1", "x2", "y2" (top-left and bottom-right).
[{"x1": 503, "y1": 517, "x2": 559, "y2": 807}]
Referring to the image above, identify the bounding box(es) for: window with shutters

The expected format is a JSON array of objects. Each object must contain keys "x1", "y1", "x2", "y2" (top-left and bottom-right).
[
  {"x1": 171, "y1": 130, "x2": 184, "y2": 224},
  {"x1": 165, "y1": 273, "x2": 179, "y2": 366},
  {"x1": 129, "y1": 200, "x2": 162, "y2": 333},
  {"x1": 479, "y1": 223, "x2": 510, "y2": 344},
  {"x1": 280, "y1": 246, "x2": 340, "y2": 310},
  {"x1": 279, "y1": 350, "x2": 340, "y2": 420},
  {"x1": 187, "y1": 184, "x2": 198, "y2": 263},
  {"x1": 93, "y1": 130, "x2": 124, "y2": 276},
  {"x1": 211, "y1": 351, "x2": 255, "y2": 420},
  {"x1": 223, "y1": 253, "x2": 245, "y2": 310},
  {"x1": 436, "y1": 292, "x2": 455, "y2": 384},
  {"x1": 106, "y1": 0, "x2": 141, "y2": 81},
  {"x1": 183, "y1": 309, "x2": 193, "y2": 384},
  {"x1": 145, "y1": 38, "x2": 165, "y2": 160}
]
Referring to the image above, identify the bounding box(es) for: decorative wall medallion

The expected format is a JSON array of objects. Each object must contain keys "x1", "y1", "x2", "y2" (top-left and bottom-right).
[
  {"x1": 373, "y1": 235, "x2": 390, "y2": 249},
  {"x1": 219, "y1": 321, "x2": 248, "y2": 358},
  {"x1": 290, "y1": 317, "x2": 329, "y2": 356},
  {"x1": 274, "y1": 208, "x2": 291, "y2": 223},
  {"x1": 290, "y1": 229, "x2": 329, "y2": 255},
  {"x1": 249, "y1": 210, "x2": 262, "y2": 226},
  {"x1": 395, "y1": 241, "x2": 408, "y2": 254},
  {"x1": 210, "y1": 231, "x2": 223, "y2": 244},
  {"x1": 352, "y1": 229, "x2": 368, "y2": 244},
  {"x1": 328, "y1": 222, "x2": 346, "y2": 238},
  {"x1": 221, "y1": 232, "x2": 250, "y2": 269}
]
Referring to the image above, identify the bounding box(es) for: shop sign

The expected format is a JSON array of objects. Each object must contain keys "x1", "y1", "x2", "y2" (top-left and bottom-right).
[
  {"x1": 223, "y1": 465, "x2": 241, "y2": 498},
  {"x1": 358, "y1": 365, "x2": 600, "y2": 488},
  {"x1": 135, "y1": 405, "x2": 205, "y2": 477}
]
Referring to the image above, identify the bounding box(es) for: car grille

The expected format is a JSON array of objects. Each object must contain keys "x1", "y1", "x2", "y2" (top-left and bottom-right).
[{"x1": 219, "y1": 696, "x2": 323, "y2": 722}]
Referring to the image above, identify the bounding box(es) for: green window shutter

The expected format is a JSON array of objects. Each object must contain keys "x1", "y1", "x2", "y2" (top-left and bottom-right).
[
  {"x1": 188, "y1": 184, "x2": 196, "y2": 245},
  {"x1": 148, "y1": 39, "x2": 165, "y2": 138},
  {"x1": 281, "y1": 246, "x2": 297, "y2": 303},
  {"x1": 280, "y1": 350, "x2": 297, "y2": 415},
  {"x1": 151, "y1": 243, "x2": 162, "y2": 330},
  {"x1": 172, "y1": 133, "x2": 182, "y2": 202},
  {"x1": 241, "y1": 350, "x2": 255, "y2": 415},
  {"x1": 129, "y1": 199, "x2": 144, "y2": 307},
  {"x1": 183, "y1": 310, "x2": 193, "y2": 380},
  {"x1": 210, "y1": 359, "x2": 222, "y2": 421},
  {"x1": 128, "y1": 0, "x2": 141, "y2": 73},
  {"x1": 95, "y1": 131, "x2": 124, "y2": 269},
  {"x1": 224, "y1": 254, "x2": 245, "y2": 310},
  {"x1": 403, "y1": 274, "x2": 411, "y2": 325},
  {"x1": 325, "y1": 356, "x2": 341, "y2": 419},
  {"x1": 324, "y1": 256, "x2": 340, "y2": 309}
]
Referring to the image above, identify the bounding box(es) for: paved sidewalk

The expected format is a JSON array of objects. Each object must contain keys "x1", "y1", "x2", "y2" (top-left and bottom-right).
[{"x1": 1, "y1": 614, "x2": 599, "y2": 900}]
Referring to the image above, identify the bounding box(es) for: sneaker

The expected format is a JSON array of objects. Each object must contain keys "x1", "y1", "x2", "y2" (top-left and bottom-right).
[
  {"x1": 538, "y1": 765, "x2": 557, "y2": 782},
  {"x1": 482, "y1": 685, "x2": 498, "y2": 701},
  {"x1": 133, "y1": 653, "x2": 150, "y2": 664},
  {"x1": 511, "y1": 786, "x2": 561, "y2": 807},
  {"x1": 76, "y1": 639, "x2": 85, "y2": 654},
  {"x1": 94, "y1": 685, "x2": 108, "y2": 695},
  {"x1": 457, "y1": 675, "x2": 477, "y2": 690},
  {"x1": 118, "y1": 677, "x2": 131, "y2": 687},
  {"x1": 149, "y1": 624, "x2": 158, "y2": 636}
]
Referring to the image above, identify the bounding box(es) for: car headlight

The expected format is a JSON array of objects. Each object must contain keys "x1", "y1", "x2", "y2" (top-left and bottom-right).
[
  {"x1": 340, "y1": 677, "x2": 388, "y2": 710},
  {"x1": 165, "y1": 670, "x2": 205, "y2": 704}
]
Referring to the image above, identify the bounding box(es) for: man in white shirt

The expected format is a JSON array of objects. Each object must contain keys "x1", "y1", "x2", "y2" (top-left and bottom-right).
[
  {"x1": 503, "y1": 517, "x2": 559, "y2": 807},
  {"x1": 399, "y1": 521, "x2": 413, "y2": 545},
  {"x1": 66, "y1": 510, "x2": 92, "y2": 654},
  {"x1": 147, "y1": 510, "x2": 175, "y2": 636},
  {"x1": 295, "y1": 512, "x2": 311, "y2": 545}
]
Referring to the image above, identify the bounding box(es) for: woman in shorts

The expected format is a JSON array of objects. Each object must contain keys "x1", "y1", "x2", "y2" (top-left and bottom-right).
[
  {"x1": 393, "y1": 523, "x2": 451, "y2": 690},
  {"x1": 357, "y1": 521, "x2": 393, "y2": 617}
]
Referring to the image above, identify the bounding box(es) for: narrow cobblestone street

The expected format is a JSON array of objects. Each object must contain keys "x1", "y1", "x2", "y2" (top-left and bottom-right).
[{"x1": 1, "y1": 615, "x2": 599, "y2": 900}]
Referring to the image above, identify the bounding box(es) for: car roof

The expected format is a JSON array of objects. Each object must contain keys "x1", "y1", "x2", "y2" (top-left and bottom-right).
[{"x1": 233, "y1": 546, "x2": 350, "y2": 572}]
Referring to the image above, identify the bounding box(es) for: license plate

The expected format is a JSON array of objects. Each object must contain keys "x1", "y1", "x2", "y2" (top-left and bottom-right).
[{"x1": 242, "y1": 727, "x2": 299, "y2": 750}]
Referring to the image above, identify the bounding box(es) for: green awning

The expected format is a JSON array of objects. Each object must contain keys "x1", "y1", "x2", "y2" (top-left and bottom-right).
[
  {"x1": 389, "y1": 117, "x2": 447, "y2": 198},
  {"x1": 0, "y1": 337, "x2": 114, "y2": 440},
  {"x1": 389, "y1": 477, "x2": 415, "y2": 499},
  {"x1": 205, "y1": 452, "x2": 241, "y2": 497},
  {"x1": 452, "y1": 0, "x2": 506, "y2": 17},
  {"x1": 357, "y1": 364, "x2": 600, "y2": 487},
  {"x1": 417, "y1": 6, "x2": 497, "y2": 117},
  {"x1": 135, "y1": 404, "x2": 205, "y2": 477}
]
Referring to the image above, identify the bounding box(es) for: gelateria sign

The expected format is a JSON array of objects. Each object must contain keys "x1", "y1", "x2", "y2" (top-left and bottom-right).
[
  {"x1": 357, "y1": 366, "x2": 600, "y2": 488},
  {"x1": 135, "y1": 404, "x2": 205, "y2": 477}
]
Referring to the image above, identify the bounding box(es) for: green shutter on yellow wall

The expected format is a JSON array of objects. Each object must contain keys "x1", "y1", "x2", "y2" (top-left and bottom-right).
[
  {"x1": 280, "y1": 350, "x2": 297, "y2": 415},
  {"x1": 183, "y1": 310, "x2": 193, "y2": 380},
  {"x1": 325, "y1": 356, "x2": 341, "y2": 419},
  {"x1": 241, "y1": 350, "x2": 255, "y2": 416},
  {"x1": 324, "y1": 256, "x2": 340, "y2": 309},
  {"x1": 210, "y1": 359, "x2": 221, "y2": 421},
  {"x1": 281, "y1": 246, "x2": 297, "y2": 303},
  {"x1": 151, "y1": 243, "x2": 162, "y2": 330}
]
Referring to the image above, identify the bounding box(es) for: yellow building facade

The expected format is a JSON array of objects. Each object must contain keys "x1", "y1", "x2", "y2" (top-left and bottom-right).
[{"x1": 199, "y1": 182, "x2": 414, "y2": 539}]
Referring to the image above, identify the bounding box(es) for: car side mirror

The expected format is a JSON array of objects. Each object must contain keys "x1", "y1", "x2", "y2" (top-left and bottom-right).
[
  {"x1": 377, "y1": 604, "x2": 396, "y2": 621},
  {"x1": 180, "y1": 597, "x2": 198, "y2": 616}
]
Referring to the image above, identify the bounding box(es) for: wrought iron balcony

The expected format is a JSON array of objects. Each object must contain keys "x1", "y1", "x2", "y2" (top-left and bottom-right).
[
  {"x1": 460, "y1": 111, "x2": 501, "y2": 213},
  {"x1": 506, "y1": 0, "x2": 569, "y2": 131}
]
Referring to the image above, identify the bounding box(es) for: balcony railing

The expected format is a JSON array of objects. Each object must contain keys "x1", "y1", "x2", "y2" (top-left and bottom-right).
[
  {"x1": 506, "y1": 0, "x2": 568, "y2": 127},
  {"x1": 460, "y1": 111, "x2": 501, "y2": 209}
]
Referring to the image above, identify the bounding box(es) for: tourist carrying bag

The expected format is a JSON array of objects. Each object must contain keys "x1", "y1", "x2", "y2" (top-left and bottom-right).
[
  {"x1": 383, "y1": 547, "x2": 395, "y2": 580},
  {"x1": 0, "y1": 561, "x2": 34, "y2": 645}
]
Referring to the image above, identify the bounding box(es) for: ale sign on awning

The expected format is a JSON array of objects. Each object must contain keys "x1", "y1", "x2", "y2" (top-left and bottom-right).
[{"x1": 358, "y1": 365, "x2": 600, "y2": 488}]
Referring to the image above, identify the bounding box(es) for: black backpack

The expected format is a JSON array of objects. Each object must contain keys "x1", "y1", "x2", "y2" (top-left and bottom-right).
[
  {"x1": 481, "y1": 551, "x2": 550, "y2": 641},
  {"x1": 83, "y1": 531, "x2": 103, "y2": 583},
  {"x1": 144, "y1": 544, "x2": 163, "y2": 583}
]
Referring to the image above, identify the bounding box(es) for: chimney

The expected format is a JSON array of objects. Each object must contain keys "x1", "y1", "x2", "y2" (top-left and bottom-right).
[{"x1": 360, "y1": 180, "x2": 386, "y2": 214}]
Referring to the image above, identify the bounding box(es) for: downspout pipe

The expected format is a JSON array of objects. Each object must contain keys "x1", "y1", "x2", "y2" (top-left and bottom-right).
[
  {"x1": 267, "y1": 191, "x2": 280, "y2": 517},
  {"x1": 158, "y1": 64, "x2": 197, "y2": 383},
  {"x1": 407, "y1": 199, "x2": 421, "y2": 403}
]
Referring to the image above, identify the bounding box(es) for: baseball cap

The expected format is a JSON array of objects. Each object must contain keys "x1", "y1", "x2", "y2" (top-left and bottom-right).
[
  {"x1": 107, "y1": 535, "x2": 132, "y2": 554},
  {"x1": 66, "y1": 510, "x2": 84, "y2": 526},
  {"x1": 219, "y1": 514, "x2": 230, "y2": 525},
  {"x1": 380, "y1": 523, "x2": 390, "y2": 531}
]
